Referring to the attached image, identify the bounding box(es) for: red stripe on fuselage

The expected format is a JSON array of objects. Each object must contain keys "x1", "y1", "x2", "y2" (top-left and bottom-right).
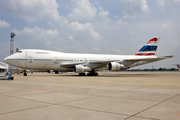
[{"x1": 134, "y1": 53, "x2": 155, "y2": 56}]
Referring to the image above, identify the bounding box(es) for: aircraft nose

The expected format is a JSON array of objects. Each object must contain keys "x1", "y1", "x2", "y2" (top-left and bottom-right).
[
  {"x1": 4, "y1": 57, "x2": 8, "y2": 63},
  {"x1": 4, "y1": 56, "x2": 11, "y2": 64}
]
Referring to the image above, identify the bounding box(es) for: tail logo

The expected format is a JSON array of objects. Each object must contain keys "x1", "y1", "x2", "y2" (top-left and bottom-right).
[
  {"x1": 135, "y1": 37, "x2": 159, "y2": 56},
  {"x1": 146, "y1": 38, "x2": 158, "y2": 44}
]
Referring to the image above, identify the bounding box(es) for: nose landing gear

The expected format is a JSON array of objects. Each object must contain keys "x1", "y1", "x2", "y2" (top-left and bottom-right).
[{"x1": 23, "y1": 70, "x2": 27, "y2": 76}]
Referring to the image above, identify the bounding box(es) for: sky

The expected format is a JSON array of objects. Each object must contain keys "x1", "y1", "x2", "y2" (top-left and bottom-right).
[{"x1": 0, "y1": 0, "x2": 180, "y2": 69}]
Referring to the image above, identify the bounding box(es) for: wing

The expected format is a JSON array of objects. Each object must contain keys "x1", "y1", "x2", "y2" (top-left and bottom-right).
[
  {"x1": 60, "y1": 55, "x2": 173, "y2": 69},
  {"x1": 60, "y1": 60, "x2": 119, "y2": 69},
  {"x1": 122, "y1": 56, "x2": 173, "y2": 67}
]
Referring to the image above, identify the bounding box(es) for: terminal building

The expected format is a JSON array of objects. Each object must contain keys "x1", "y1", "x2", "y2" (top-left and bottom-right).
[{"x1": 0, "y1": 62, "x2": 8, "y2": 73}]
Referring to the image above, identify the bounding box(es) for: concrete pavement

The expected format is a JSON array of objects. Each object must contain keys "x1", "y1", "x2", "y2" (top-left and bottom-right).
[{"x1": 0, "y1": 72, "x2": 180, "y2": 120}]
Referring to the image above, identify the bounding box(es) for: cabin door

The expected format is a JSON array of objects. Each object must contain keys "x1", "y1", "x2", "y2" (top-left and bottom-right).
[
  {"x1": 28, "y1": 56, "x2": 33, "y2": 63},
  {"x1": 26, "y1": 51, "x2": 34, "y2": 69},
  {"x1": 84, "y1": 58, "x2": 89, "y2": 64}
]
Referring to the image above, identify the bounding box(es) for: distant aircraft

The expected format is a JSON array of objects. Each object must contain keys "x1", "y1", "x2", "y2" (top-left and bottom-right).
[
  {"x1": 4, "y1": 36, "x2": 173, "y2": 76},
  {"x1": 176, "y1": 64, "x2": 180, "y2": 71}
]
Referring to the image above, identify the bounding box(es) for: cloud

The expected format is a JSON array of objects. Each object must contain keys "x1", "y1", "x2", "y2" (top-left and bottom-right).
[
  {"x1": 98, "y1": 7, "x2": 110, "y2": 23},
  {"x1": 159, "y1": 37, "x2": 180, "y2": 56},
  {"x1": 14, "y1": 26, "x2": 58, "y2": 40},
  {"x1": 45, "y1": 41, "x2": 51, "y2": 45},
  {"x1": 112, "y1": 48, "x2": 123, "y2": 54},
  {"x1": 117, "y1": 19, "x2": 127, "y2": 25},
  {"x1": 123, "y1": 0, "x2": 148, "y2": 18},
  {"x1": 68, "y1": 0, "x2": 97, "y2": 20},
  {"x1": 156, "y1": 0, "x2": 165, "y2": 6},
  {"x1": 156, "y1": 0, "x2": 180, "y2": 7},
  {"x1": 68, "y1": 34, "x2": 74, "y2": 40},
  {"x1": 159, "y1": 22, "x2": 171, "y2": 29},
  {"x1": 93, "y1": 47, "x2": 101, "y2": 52},
  {"x1": 69, "y1": 21, "x2": 101, "y2": 40},
  {"x1": 0, "y1": 0, "x2": 60, "y2": 21},
  {"x1": 0, "y1": 42, "x2": 9, "y2": 56},
  {"x1": 0, "y1": 20, "x2": 10, "y2": 28},
  {"x1": 130, "y1": 30, "x2": 135, "y2": 35}
]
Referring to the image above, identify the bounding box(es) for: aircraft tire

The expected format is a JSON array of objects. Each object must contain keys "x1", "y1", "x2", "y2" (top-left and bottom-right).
[
  {"x1": 87, "y1": 72, "x2": 98, "y2": 76},
  {"x1": 10, "y1": 77, "x2": 14, "y2": 80},
  {"x1": 95, "y1": 73, "x2": 98, "y2": 76},
  {"x1": 24, "y1": 73, "x2": 27, "y2": 76},
  {"x1": 55, "y1": 71, "x2": 59, "y2": 74},
  {"x1": 87, "y1": 73, "x2": 91, "y2": 76},
  {"x1": 79, "y1": 73, "x2": 86, "y2": 76}
]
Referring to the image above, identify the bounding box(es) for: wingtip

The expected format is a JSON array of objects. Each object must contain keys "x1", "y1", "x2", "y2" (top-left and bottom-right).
[{"x1": 161, "y1": 55, "x2": 174, "y2": 58}]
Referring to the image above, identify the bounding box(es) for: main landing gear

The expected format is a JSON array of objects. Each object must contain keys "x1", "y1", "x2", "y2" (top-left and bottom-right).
[
  {"x1": 79, "y1": 70, "x2": 99, "y2": 76},
  {"x1": 87, "y1": 71, "x2": 98, "y2": 76},
  {"x1": 79, "y1": 73, "x2": 86, "y2": 76}
]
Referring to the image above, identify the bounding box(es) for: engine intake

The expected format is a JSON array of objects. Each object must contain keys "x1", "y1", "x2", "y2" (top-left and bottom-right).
[
  {"x1": 75, "y1": 65, "x2": 91, "y2": 73},
  {"x1": 108, "y1": 62, "x2": 126, "y2": 71}
]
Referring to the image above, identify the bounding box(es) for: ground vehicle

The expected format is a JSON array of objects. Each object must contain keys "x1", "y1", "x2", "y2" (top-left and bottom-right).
[{"x1": 0, "y1": 72, "x2": 14, "y2": 80}]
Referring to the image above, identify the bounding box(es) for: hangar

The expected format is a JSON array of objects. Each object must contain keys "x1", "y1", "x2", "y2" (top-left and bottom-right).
[{"x1": 0, "y1": 62, "x2": 8, "y2": 73}]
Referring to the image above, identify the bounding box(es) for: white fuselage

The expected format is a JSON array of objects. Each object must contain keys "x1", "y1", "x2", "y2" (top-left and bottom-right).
[{"x1": 4, "y1": 49, "x2": 157, "y2": 72}]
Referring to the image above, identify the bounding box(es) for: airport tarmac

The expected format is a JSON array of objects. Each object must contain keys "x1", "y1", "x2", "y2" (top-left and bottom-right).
[{"x1": 0, "y1": 72, "x2": 180, "y2": 120}]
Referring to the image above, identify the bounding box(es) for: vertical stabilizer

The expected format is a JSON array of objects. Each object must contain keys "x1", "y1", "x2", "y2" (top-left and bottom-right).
[
  {"x1": 134, "y1": 36, "x2": 160, "y2": 56},
  {"x1": 177, "y1": 64, "x2": 180, "y2": 71}
]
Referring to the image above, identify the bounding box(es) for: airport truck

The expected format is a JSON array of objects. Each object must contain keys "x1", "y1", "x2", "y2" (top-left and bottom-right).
[{"x1": 0, "y1": 72, "x2": 14, "y2": 80}]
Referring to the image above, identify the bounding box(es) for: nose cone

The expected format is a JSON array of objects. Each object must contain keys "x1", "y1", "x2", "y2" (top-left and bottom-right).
[
  {"x1": 4, "y1": 57, "x2": 8, "y2": 63},
  {"x1": 4, "y1": 55, "x2": 15, "y2": 66}
]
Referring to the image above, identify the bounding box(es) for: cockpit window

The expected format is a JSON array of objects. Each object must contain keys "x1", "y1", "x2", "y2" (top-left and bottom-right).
[{"x1": 17, "y1": 51, "x2": 22, "y2": 53}]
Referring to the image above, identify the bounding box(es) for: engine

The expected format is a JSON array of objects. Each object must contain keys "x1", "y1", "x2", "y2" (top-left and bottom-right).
[
  {"x1": 108, "y1": 62, "x2": 126, "y2": 71},
  {"x1": 75, "y1": 65, "x2": 91, "y2": 73}
]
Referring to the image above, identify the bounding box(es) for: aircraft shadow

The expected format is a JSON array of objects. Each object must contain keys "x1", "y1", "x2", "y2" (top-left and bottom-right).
[{"x1": 58, "y1": 73, "x2": 160, "y2": 78}]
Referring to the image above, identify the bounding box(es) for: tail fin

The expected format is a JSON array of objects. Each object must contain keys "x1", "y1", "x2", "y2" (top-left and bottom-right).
[
  {"x1": 177, "y1": 65, "x2": 180, "y2": 69},
  {"x1": 134, "y1": 36, "x2": 160, "y2": 56}
]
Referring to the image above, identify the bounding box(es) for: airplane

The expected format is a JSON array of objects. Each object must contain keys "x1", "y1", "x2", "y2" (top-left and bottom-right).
[
  {"x1": 4, "y1": 36, "x2": 173, "y2": 76},
  {"x1": 175, "y1": 64, "x2": 180, "y2": 71}
]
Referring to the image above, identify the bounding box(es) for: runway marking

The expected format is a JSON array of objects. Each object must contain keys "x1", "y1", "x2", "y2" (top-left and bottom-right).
[
  {"x1": 0, "y1": 94, "x2": 159, "y2": 120},
  {"x1": 0, "y1": 105, "x2": 51, "y2": 115},
  {"x1": 0, "y1": 87, "x2": 66, "y2": 94},
  {"x1": 0, "y1": 79, "x2": 143, "y2": 95},
  {"x1": 124, "y1": 92, "x2": 180, "y2": 120}
]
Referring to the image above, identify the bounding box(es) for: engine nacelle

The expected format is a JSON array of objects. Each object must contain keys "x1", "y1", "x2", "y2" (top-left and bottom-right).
[
  {"x1": 108, "y1": 62, "x2": 121, "y2": 71},
  {"x1": 108, "y1": 62, "x2": 127, "y2": 71},
  {"x1": 75, "y1": 65, "x2": 91, "y2": 73}
]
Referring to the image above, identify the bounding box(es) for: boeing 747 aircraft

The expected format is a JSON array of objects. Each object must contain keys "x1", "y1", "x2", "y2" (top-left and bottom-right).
[{"x1": 4, "y1": 36, "x2": 173, "y2": 76}]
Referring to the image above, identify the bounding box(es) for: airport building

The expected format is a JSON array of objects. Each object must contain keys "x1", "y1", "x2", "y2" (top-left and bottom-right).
[{"x1": 0, "y1": 62, "x2": 8, "y2": 73}]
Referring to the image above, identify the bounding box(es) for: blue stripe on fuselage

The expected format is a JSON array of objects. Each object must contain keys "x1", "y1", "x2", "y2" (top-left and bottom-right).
[{"x1": 138, "y1": 45, "x2": 157, "y2": 52}]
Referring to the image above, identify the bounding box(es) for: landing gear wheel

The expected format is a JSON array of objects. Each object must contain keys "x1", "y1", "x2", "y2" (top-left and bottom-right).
[
  {"x1": 79, "y1": 73, "x2": 86, "y2": 76},
  {"x1": 55, "y1": 71, "x2": 59, "y2": 74},
  {"x1": 23, "y1": 70, "x2": 27, "y2": 76},
  {"x1": 10, "y1": 77, "x2": 14, "y2": 80},
  {"x1": 23, "y1": 72, "x2": 27, "y2": 76},
  {"x1": 95, "y1": 73, "x2": 98, "y2": 76},
  {"x1": 87, "y1": 73, "x2": 91, "y2": 76},
  {"x1": 87, "y1": 71, "x2": 98, "y2": 76}
]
